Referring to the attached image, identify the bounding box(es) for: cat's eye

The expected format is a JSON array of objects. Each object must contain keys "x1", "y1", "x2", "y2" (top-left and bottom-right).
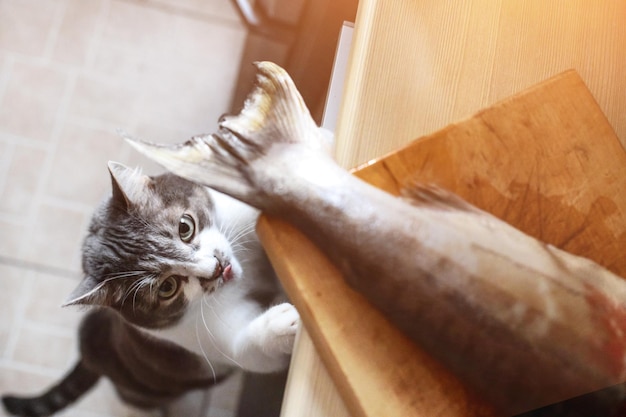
[
  {"x1": 179, "y1": 214, "x2": 195, "y2": 242},
  {"x1": 158, "y1": 276, "x2": 179, "y2": 299}
]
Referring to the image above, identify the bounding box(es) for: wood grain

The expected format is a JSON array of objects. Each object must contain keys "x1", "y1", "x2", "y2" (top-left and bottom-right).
[
  {"x1": 354, "y1": 70, "x2": 626, "y2": 278},
  {"x1": 279, "y1": 329, "x2": 351, "y2": 417},
  {"x1": 259, "y1": 70, "x2": 626, "y2": 416},
  {"x1": 335, "y1": 0, "x2": 626, "y2": 169},
  {"x1": 258, "y1": 216, "x2": 498, "y2": 417}
]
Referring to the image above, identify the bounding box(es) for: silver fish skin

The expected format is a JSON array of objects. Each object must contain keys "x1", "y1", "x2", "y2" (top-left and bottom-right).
[{"x1": 125, "y1": 61, "x2": 626, "y2": 415}]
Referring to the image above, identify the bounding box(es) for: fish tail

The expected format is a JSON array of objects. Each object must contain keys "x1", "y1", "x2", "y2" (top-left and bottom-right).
[
  {"x1": 124, "y1": 62, "x2": 331, "y2": 204},
  {"x1": 219, "y1": 61, "x2": 328, "y2": 152}
]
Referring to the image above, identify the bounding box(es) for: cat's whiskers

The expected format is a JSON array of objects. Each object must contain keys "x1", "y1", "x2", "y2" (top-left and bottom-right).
[
  {"x1": 91, "y1": 271, "x2": 151, "y2": 307},
  {"x1": 216, "y1": 218, "x2": 229, "y2": 236},
  {"x1": 121, "y1": 275, "x2": 157, "y2": 310},
  {"x1": 231, "y1": 238, "x2": 255, "y2": 251},
  {"x1": 230, "y1": 224, "x2": 255, "y2": 243},
  {"x1": 205, "y1": 294, "x2": 230, "y2": 328},
  {"x1": 231, "y1": 244, "x2": 256, "y2": 259},
  {"x1": 194, "y1": 307, "x2": 218, "y2": 383},
  {"x1": 133, "y1": 278, "x2": 150, "y2": 310},
  {"x1": 220, "y1": 219, "x2": 255, "y2": 245},
  {"x1": 101, "y1": 270, "x2": 147, "y2": 283},
  {"x1": 216, "y1": 219, "x2": 254, "y2": 259},
  {"x1": 225, "y1": 223, "x2": 257, "y2": 257},
  {"x1": 199, "y1": 295, "x2": 243, "y2": 369},
  {"x1": 208, "y1": 291, "x2": 226, "y2": 309},
  {"x1": 124, "y1": 279, "x2": 145, "y2": 310},
  {"x1": 233, "y1": 228, "x2": 256, "y2": 243},
  {"x1": 218, "y1": 222, "x2": 238, "y2": 247},
  {"x1": 104, "y1": 270, "x2": 146, "y2": 277}
]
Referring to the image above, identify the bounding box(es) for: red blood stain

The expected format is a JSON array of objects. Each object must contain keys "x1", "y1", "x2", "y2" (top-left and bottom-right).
[{"x1": 584, "y1": 282, "x2": 626, "y2": 380}]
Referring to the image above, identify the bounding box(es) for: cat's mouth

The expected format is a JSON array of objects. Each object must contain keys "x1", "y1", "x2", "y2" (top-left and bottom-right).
[
  {"x1": 210, "y1": 260, "x2": 234, "y2": 282},
  {"x1": 198, "y1": 259, "x2": 234, "y2": 290},
  {"x1": 211, "y1": 262, "x2": 234, "y2": 282}
]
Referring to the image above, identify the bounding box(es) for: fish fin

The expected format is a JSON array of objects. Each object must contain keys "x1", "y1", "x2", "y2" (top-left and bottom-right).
[
  {"x1": 123, "y1": 62, "x2": 331, "y2": 206},
  {"x1": 401, "y1": 183, "x2": 484, "y2": 214},
  {"x1": 218, "y1": 61, "x2": 332, "y2": 155},
  {"x1": 121, "y1": 130, "x2": 256, "y2": 202}
]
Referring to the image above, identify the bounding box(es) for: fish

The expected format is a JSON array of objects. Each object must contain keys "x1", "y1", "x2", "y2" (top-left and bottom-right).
[{"x1": 124, "y1": 61, "x2": 626, "y2": 415}]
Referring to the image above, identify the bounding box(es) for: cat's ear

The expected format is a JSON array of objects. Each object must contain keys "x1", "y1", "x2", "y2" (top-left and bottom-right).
[
  {"x1": 107, "y1": 161, "x2": 150, "y2": 209},
  {"x1": 63, "y1": 276, "x2": 110, "y2": 307}
]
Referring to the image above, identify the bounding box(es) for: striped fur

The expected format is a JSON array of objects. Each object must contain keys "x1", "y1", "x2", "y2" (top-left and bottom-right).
[
  {"x1": 2, "y1": 361, "x2": 98, "y2": 416},
  {"x1": 2, "y1": 162, "x2": 296, "y2": 416}
]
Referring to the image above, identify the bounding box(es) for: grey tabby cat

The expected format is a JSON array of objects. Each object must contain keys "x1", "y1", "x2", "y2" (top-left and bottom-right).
[{"x1": 2, "y1": 162, "x2": 298, "y2": 416}]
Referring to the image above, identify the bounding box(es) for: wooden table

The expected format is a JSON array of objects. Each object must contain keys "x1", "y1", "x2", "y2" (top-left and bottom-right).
[{"x1": 263, "y1": 1, "x2": 626, "y2": 416}]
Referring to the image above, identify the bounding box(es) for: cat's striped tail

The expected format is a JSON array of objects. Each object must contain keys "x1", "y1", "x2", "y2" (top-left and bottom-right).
[{"x1": 2, "y1": 360, "x2": 99, "y2": 417}]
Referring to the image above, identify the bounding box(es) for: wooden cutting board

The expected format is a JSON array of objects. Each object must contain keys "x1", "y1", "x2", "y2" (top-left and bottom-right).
[{"x1": 256, "y1": 70, "x2": 626, "y2": 416}]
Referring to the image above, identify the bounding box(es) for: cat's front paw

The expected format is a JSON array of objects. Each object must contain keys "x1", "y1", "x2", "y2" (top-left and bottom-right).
[{"x1": 250, "y1": 303, "x2": 299, "y2": 356}]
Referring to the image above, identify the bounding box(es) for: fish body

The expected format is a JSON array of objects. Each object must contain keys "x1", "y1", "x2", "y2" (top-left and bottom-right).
[{"x1": 126, "y1": 62, "x2": 626, "y2": 414}]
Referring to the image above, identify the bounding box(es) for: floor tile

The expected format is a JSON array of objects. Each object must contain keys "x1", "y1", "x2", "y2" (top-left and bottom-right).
[
  {"x1": 50, "y1": 0, "x2": 105, "y2": 67},
  {"x1": 0, "y1": 218, "x2": 23, "y2": 260},
  {"x1": 100, "y1": 1, "x2": 177, "y2": 62},
  {"x1": 0, "y1": 365, "x2": 55, "y2": 400},
  {"x1": 68, "y1": 379, "x2": 161, "y2": 417},
  {"x1": 0, "y1": 0, "x2": 62, "y2": 57},
  {"x1": 132, "y1": 19, "x2": 246, "y2": 132},
  {"x1": 0, "y1": 265, "x2": 28, "y2": 357},
  {"x1": 22, "y1": 202, "x2": 87, "y2": 271},
  {"x1": 167, "y1": 14, "x2": 247, "y2": 71},
  {"x1": 67, "y1": 74, "x2": 138, "y2": 127},
  {"x1": 151, "y1": 0, "x2": 242, "y2": 22},
  {"x1": 90, "y1": 1, "x2": 246, "y2": 133},
  {"x1": 45, "y1": 122, "x2": 125, "y2": 206},
  {"x1": 136, "y1": 66, "x2": 234, "y2": 134},
  {"x1": 10, "y1": 325, "x2": 76, "y2": 371},
  {"x1": 23, "y1": 271, "x2": 83, "y2": 330},
  {"x1": 0, "y1": 59, "x2": 69, "y2": 142},
  {"x1": 0, "y1": 55, "x2": 7, "y2": 108},
  {"x1": 0, "y1": 138, "x2": 10, "y2": 193},
  {"x1": 89, "y1": 42, "x2": 150, "y2": 86},
  {"x1": 0, "y1": 144, "x2": 48, "y2": 217}
]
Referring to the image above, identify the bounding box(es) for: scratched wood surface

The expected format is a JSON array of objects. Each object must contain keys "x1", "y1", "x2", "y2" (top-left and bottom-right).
[
  {"x1": 354, "y1": 70, "x2": 626, "y2": 279},
  {"x1": 258, "y1": 71, "x2": 626, "y2": 417}
]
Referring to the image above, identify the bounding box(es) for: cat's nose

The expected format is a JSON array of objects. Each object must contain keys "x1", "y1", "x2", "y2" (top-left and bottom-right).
[
  {"x1": 197, "y1": 256, "x2": 225, "y2": 282},
  {"x1": 190, "y1": 256, "x2": 222, "y2": 281}
]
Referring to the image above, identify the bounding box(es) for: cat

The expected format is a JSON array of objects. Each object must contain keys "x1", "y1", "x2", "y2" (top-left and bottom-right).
[{"x1": 2, "y1": 161, "x2": 298, "y2": 416}]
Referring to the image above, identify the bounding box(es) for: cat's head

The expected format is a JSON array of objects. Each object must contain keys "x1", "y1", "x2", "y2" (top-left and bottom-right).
[{"x1": 65, "y1": 162, "x2": 253, "y2": 329}]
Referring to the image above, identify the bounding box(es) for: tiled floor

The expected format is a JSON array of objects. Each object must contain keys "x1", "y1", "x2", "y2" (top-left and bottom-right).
[{"x1": 0, "y1": 0, "x2": 250, "y2": 415}]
